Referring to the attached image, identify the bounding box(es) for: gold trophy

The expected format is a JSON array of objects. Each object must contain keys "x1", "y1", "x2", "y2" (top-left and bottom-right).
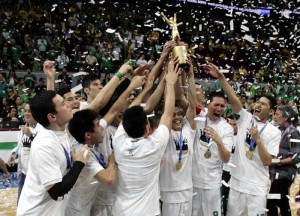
[{"x1": 161, "y1": 12, "x2": 188, "y2": 67}]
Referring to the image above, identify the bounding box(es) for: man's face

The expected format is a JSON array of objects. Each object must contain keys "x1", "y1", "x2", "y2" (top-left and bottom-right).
[
  {"x1": 52, "y1": 94, "x2": 73, "y2": 126},
  {"x1": 24, "y1": 103, "x2": 37, "y2": 125},
  {"x1": 253, "y1": 97, "x2": 273, "y2": 122},
  {"x1": 85, "y1": 79, "x2": 103, "y2": 100},
  {"x1": 90, "y1": 118, "x2": 104, "y2": 144},
  {"x1": 273, "y1": 109, "x2": 287, "y2": 126},
  {"x1": 127, "y1": 91, "x2": 137, "y2": 104},
  {"x1": 0, "y1": 74, "x2": 3, "y2": 81},
  {"x1": 64, "y1": 92, "x2": 80, "y2": 109},
  {"x1": 195, "y1": 84, "x2": 205, "y2": 102},
  {"x1": 207, "y1": 97, "x2": 226, "y2": 121},
  {"x1": 172, "y1": 107, "x2": 184, "y2": 131},
  {"x1": 241, "y1": 96, "x2": 246, "y2": 104}
]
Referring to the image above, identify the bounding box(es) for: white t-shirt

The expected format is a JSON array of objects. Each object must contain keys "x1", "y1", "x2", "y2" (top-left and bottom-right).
[
  {"x1": 17, "y1": 126, "x2": 72, "y2": 216},
  {"x1": 223, "y1": 136, "x2": 237, "y2": 172},
  {"x1": 65, "y1": 146, "x2": 104, "y2": 216},
  {"x1": 17, "y1": 124, "x2": 42, "y2": 175},
  {"x1": 112, "y1": 124, "x2": 169, "y2": 216},
  {"x1": 229, "y1": 109, "x2": 280, "y2": 196},
  {"x1": 160, "y1": 120, "x2": 196, "y2": 203},
  {"x1": 93, "y1": 122, "x2": 117, "y2": 207},
  {"x1": 192, "y1": 117, "x2": 233, "y2": 189}
]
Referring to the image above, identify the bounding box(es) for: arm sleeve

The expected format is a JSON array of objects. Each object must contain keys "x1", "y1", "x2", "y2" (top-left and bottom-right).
[{"x1": 47, "y1": 161, "x2": 85, "y2": 201}]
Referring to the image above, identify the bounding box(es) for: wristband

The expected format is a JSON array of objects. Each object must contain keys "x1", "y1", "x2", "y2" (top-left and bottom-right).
[{"x1": 115, "y1": 71, "x2": 122, "y2": 80}]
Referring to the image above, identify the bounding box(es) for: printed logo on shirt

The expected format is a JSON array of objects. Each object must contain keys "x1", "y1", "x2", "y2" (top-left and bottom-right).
[
  {"x1": 22, "y1": 133, "x2": 37, "y2": 148},
  {"x1": 199, "y1": 129, "x2": 211, "y2": 143},
  {"x1": 174, "y1": 137, "x2": 188, "y2": 154}
]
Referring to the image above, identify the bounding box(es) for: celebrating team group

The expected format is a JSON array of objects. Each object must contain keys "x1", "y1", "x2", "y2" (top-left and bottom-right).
[{"x1": 14, "y1": 40, "x2": 300, "y2": 216}]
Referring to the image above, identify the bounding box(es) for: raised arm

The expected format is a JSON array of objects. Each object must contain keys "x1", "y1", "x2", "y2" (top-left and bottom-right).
[
  {"x1": 159, "y1": 59, "x2": 180, "y2": 129},
  {"x1": 103, "y1": 75, "x2": 146, "y2": 125},
  {"x1": 129, "y1": 76, "x2": 155, "y2": 108},
  {"x1": 184, "y1": 58, "x2": 197, "y2": 130},
  {"x1": 148, "y1": 41, "x2": 177, "y2": 82},
  {"x1": 204, "y1": 63, "x2": 242, "y2": 114},
  {"x1": 43, "y1": 60, "x2": 56, "y2": 91},
  {"x1": 85, "y1": 62, "x2": 132, "y2": 112}
]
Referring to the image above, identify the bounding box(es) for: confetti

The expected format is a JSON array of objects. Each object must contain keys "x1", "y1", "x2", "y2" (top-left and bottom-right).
[{"x1": 267, "y1": 194, "x2": 281, "y2": 199}]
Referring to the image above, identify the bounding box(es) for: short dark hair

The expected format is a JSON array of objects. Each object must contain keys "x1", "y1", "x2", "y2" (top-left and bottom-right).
[
  {"x1": 208, "y1": 91, "x2": 226, "y2": 103},
  {"x1": 82, "y1": 73, "x2": 100, "y2": 97},
  {"x1": 123, "y1": 106, "x2": 147, "y2": 138},
  {"x1": 30, "y1": 90, "x2": 57, "y2": 128},
  {"x1": 260, "y1": 94, "x2": 276, "y2": 110},
  {"x1": 57, "y1": 87, "x2": 71, "y2": 98},
  {"x1": 82, "y1": 73, "x2": 100, "y2": 89},
  {"x1": 68, "y1": 109, "x2": 100, "y2": 143}
]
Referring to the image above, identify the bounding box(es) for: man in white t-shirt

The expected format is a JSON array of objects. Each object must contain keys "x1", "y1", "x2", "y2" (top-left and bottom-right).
[
  {"x1": 160, "y1": 59, "x2": 197, "y2": 216},
  {"x1": 66, "y1": 109, "x2": 117, "y2": 216},
  {"x1": 192, "y1": 91, "x2": 233, "y2": 216},
  {"x1": 88, "y1": 75, "x2": 146, "y2": 216},
  {"x1": 112, "y1": 58, "x2": 179, "y2": 216},
  {"x1": 204, "y1": 63, "x2": 280, "y2": 216},
  {"x1": 17, "y1": 90, "x2": 91, "y2": 216}
]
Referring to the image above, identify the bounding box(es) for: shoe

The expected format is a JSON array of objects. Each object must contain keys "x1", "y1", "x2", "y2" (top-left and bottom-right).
[{"x1": 0, "y1": 174, "x2": 11, "y2": 181}]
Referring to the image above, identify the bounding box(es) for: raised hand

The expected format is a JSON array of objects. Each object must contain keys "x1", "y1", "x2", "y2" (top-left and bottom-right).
[
  {"x1": 165, "y1": 59, "x2": 180, "y2": 85},
  {"x1": 130, "y1": 75, "x2": 146, "y2": 89},
  {"x1": 247, "y1": 125, "x2": 260, "y2": 142},
  {"x1": 132, "y1": 64, "x2": 149, "y2": 77},
  {"x1": 118, "y1": 60, "x2": 133, "y2": 76},
  {"x1": 204, "y1": 126, "x2": 222, "y2": 145},
  {"x1": 203, "y1": 63, "x2": 223, "y2": 79},
  {"x1": 21, "y1": 125, "x2": 32, "y2": 137},
  {"x1": 43, "y1": 60, "x2": 56, "y2": 80},
  {"x1": 162, "y1": 41, "x2": 177, "y2": 57}
]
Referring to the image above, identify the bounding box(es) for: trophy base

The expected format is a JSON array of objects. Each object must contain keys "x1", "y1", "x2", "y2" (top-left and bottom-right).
[{"x1": 172, "y1": 46, "x2": 188, "y2": 67}]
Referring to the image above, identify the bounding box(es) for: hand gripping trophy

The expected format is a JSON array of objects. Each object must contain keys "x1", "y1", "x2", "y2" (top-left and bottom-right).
[{"x1": 161, "y1": 12, "x2": 188, "y2": 66}]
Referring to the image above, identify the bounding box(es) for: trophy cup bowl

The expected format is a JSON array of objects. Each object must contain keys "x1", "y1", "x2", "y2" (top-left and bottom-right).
[{"x1": 172, "y1": 45, "x2": 188, "y2": 67}]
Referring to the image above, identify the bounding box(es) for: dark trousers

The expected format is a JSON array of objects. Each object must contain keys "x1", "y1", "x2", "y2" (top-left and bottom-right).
[
  {"x1": 222, "y1": 170, "x2": 231, "y2": 216},
  {"x1": 267, "y1": 178, "x2": 293, "y2": 216}
]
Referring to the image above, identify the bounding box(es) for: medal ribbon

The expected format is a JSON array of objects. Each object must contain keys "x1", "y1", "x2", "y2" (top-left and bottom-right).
[
  {"x1": 91, "y1": 149, "x2": 107, "y2": 168},
  {"x1": 205, "y1": 117, "x2": 211, "y2": 152},
  {"x1": 178, "y1": 130, "x2": 183, "y2": 163},
  {"x1": 61, "y1": 144, "x2": 72, "y2": 169}
]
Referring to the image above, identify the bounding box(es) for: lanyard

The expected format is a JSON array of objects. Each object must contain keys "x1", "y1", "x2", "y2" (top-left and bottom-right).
[
  {"x1": 91, "y1": 149, "x2": 107, "y2": 168},
  {"x1": 249, "y1": 120, "x2": 268, "y2": 150},
  {"x1": 51, "y1": 130, "x2": 71, "y2": 170},
  {"x1": 205, "y1": 117, "x2": 212, "y2": 152},
  {"x1": 61, "y1": 144, "x2": 72, "y2": 169},
  {"x1": 178, "y1": 130, "x2": 183, "y2": 163}
]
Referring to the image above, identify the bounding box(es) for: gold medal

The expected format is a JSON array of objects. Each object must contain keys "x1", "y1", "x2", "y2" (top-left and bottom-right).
[
  {"x1": 175, "y1": 161, "x2": 182, "y2": 170},
  {"x1": 246, "y1": 150, "x2": 254, "y2": 160},
  {"x1": 204, "y1": 150, "x2": 211, "y2": 159}
]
